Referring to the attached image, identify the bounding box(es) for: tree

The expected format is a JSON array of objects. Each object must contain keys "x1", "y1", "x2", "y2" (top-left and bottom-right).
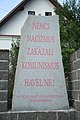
[
  {"x1": 55, "y1": 0, "x2": 80, "y2": 76},
  {"x1": 8, "y1": 38, "x2": 20, "y2": 109}
]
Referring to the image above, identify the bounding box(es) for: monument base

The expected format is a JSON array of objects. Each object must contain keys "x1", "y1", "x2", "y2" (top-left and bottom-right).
[{"x1": 0, "y1": 109, "x2": 79, "y2": 120}]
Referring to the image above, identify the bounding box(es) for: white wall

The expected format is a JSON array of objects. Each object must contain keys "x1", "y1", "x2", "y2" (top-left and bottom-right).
[
  {"x1": 0, "y1": 36, "x2": 12, "y2": 50},
  {"x1": 0, "y1": 0, "x2": 55, "y2": 35},
  {"x1": 0, "y1": 36, "x2": 20, "y2": 50}
]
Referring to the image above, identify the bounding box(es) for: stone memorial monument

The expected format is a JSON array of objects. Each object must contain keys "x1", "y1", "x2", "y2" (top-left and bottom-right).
[{"x1": 12, "y1": 16, "x2": 69, "y2": 111}]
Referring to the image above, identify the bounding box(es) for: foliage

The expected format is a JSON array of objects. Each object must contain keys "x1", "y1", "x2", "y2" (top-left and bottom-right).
[
  {"x1": 55, "y1": 0, "x2": 80, "y2": 76},
  {"x1": 8, "y1": 38, "x2": 20, "y2": 109}
]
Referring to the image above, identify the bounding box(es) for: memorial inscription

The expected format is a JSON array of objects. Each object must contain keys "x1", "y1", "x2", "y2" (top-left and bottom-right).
[{"x1": 12, "y1": 16, "x2": 69, "y2": 111}]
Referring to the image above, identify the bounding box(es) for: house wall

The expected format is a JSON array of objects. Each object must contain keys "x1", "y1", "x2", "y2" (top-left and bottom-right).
[
  {"x1": 0, "y1": 0, "x2": 55, "y2": 35},
  {"x1": 0, "y1": 0, "x2": 55, "y2": 49}
]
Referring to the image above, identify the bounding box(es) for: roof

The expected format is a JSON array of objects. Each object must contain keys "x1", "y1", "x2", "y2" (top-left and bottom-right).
[{"x1": 0, "y1": 0, "x2": 71, "y2": 27}]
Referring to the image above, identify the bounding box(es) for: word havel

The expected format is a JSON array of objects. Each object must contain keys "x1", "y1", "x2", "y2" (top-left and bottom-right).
[{"x1": 25, "y1": 78, "x2": 54, "y2": 87}]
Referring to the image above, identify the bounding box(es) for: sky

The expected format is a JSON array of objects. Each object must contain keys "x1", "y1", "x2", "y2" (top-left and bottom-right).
[{"x1": 0, "y1": 0, "x2": 65, "y2": 20}]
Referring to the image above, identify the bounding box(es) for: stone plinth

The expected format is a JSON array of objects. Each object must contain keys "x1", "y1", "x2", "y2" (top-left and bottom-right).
[{"x1": 0, "y1": 109, "x2": 77, "y2": 120}]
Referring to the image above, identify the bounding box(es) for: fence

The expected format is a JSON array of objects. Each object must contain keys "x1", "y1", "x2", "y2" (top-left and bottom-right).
[
  {"x1": 0, "y1": 50, "x2": 9, "y2": 112},
  {"x1": 68, "y1": 48, "x2": 80, "y2": 112}
]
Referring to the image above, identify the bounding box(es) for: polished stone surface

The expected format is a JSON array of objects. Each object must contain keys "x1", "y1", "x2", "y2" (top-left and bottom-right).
[
  {"x1": 0, "y1": 62, "x2": 9, "y2": 70},
  {"x1": 0, "y1": 71, "x2": 8, "y2": 80},
  {"x1": 0, "y1": 102, "x2": 7, "y2": 112},
  {"x1": 0, "y1": 92, "x2": 7, "y2": 101},
  {"x1": 0, "y1": 81, "x2": 8, "y2": 90},
  {"x1": 0, "y1": 50, "x2": 9, "y2": 60}
]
